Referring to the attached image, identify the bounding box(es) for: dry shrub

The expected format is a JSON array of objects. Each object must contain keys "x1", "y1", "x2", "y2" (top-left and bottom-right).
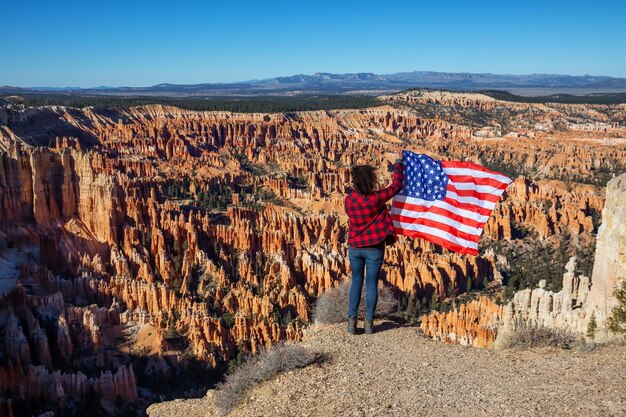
[
  {"x1": 313, "y1": 280, "x2": 397, "y2": 324},
  {"x1": 495, "y1": 322, "x2": 578, "y2": 350},
  {"x1": 213, "y1": 343, "x2": 323, "y2": 415}
]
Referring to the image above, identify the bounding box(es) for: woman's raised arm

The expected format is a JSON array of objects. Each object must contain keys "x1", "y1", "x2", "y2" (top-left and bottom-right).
[{"x1": 374, "y1": 154, "x2": 404, "y2": 204}]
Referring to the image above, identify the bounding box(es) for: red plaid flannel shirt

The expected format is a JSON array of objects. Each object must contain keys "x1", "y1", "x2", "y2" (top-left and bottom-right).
[{"x1": 344, "y1": 162, "x2": 404, "y2": 248}]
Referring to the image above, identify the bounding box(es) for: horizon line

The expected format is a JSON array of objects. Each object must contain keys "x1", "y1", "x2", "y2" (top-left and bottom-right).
[{"x1": 3, "y1": 69, "x2": 625, "y2": 90}]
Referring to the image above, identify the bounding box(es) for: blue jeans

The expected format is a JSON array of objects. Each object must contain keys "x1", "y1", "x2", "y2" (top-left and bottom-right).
[{"x1": 347, "y1": 244, "x2": 385, "y2": 321}]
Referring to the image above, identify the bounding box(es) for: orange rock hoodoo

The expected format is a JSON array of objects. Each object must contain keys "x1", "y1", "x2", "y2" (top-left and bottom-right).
[
  {"x1": 420, "y1": 296, "x2": 505, "y2": 349},
  {"x1": 1, "y1": 95, "x2": 624, "y2": 413}
]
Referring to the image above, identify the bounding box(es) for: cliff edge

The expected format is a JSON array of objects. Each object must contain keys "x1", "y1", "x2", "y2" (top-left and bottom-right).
[
  {"x1": 588, "y1": 173, "x2": 626, "y2": 324},
  {"x1": 147, "y1": 321, "x2": 626, "y2": 417}
]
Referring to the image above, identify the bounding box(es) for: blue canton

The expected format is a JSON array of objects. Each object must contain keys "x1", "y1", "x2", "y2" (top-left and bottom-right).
[{"x1": 399, "y1": 151, "x2": 448, "y2": 201}]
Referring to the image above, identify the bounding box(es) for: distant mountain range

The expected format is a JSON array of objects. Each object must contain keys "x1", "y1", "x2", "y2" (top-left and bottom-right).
[{"x1": 2, "y1": 71, "x2": 626, "y2": 97}]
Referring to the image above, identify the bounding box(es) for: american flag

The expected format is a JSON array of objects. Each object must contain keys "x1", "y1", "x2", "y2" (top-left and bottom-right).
[{"x1": 391, "y1": 151, "x2": 512, "y2": 256}]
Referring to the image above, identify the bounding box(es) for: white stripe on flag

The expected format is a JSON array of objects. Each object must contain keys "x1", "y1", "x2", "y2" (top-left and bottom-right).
[
  {"x1": 448, "y1": 182, "x2": 505, "y2": 194},
  {"x1": 392, "y1": 220, "x2": 480, "y2": 250},
  {"x1": 393, "y1": 154, "x2": 511, "y2": 255},
  {"x1": 392, "y1": 194, "x2": 491, "y2": 223},
  {"x1": 444, "y1": 190, "x2": 497, "y2": 210},
  {"x1": 390, "y1": 206, "x2": 483, "y2": 236},
  {"x1": 443, "y1": 167, "x2": 511, "y2": 185}
]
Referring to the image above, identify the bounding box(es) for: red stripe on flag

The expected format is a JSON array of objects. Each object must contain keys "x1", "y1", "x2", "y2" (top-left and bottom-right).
[
  {"x1": 442, "y1": 160, "x2": 502, "y2": 174},
  {"x1": 392, "y1": 213, "x2": 481, "y2": 243},
  {"x1": 391, "y1": 201, "x2": 485, "y2": 229},
  {"x1": 446, "y1": 184, "x2": 503, "y2": 203},
  {"x1": 392, "y1": 157, "x2": 511, "y2": 256},
  {"x1": 440, "y1": 196, "x2": 495, "y2": 217},
  {"x1": 446, "y1": 174, "x2": 511, "y2": 189},
  {"x1": 394, "y1": 227, "x2": 479, "y2": 256}
]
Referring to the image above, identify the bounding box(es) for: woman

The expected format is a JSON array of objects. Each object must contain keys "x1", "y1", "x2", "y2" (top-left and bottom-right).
[{"x1": 344, "y1": 152, "x2": 404, "y2": 334}]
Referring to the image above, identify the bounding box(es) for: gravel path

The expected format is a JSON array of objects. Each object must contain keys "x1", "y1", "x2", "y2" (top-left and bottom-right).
[{"x1": 147, "y1": 320, "x2": 626, "y2": 417}]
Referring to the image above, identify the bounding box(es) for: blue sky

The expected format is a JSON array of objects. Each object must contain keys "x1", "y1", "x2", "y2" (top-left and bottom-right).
[{"x1": 1, "y1": 0, "x2": 625, "y2": 87}]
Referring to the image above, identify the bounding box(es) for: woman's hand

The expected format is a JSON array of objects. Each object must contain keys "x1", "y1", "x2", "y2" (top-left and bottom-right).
[{"x1": 385, "y1": 150, "x2": 404, "y2": 164}]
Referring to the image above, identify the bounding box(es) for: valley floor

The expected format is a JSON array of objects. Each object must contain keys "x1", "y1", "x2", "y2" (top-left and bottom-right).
[{"x1": 147, "y1": 321, "x2": 626, "y2": 417}]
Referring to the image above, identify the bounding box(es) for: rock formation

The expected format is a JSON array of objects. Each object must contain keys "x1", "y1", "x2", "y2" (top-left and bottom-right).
[
  {"x1": 421, "y1": 173, "x2": 626, "y2": 348},
  {"x1": 586, "y1": 173, "x2": 626, "y2": 323},
  {"x1": 502, "y1": 257, "x2": 591, "y2": 334},
  {"x1": 502, "y1": 173, "x2": 626, "y2": 339},
  {"x1": 420, "y1": 296, "x2": 504, "y2": 348},
  {"x1": 0, "y1": 92, "x2": 624, "y2": 414}
]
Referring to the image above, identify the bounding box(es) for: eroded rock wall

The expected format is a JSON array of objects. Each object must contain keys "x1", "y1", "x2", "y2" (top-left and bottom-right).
[
  {"x1": 421, "y1": 174, "x2": 625, "y2": 347},
  {"x1": 587, "y1": 174, "x2": 626, "y2": 322},
  {"x1": 0, "y1": 96, "x2": 623, "y2": 413}
]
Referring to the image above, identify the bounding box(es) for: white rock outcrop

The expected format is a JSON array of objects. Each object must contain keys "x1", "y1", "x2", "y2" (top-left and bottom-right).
[
  {"x1": 501, "y1": 173, "x2": 626, "y2": 339},
  {"x1": 586, "y1": 173, "x2": 626, "y2": 323},
  {"x1": 503, "y1": 257, "x2": 591, "y2": 334}
]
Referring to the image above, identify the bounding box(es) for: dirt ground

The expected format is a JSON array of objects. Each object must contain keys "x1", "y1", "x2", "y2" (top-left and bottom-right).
[{"x1": 147, "y1": 320, "x2": 626, "y2": 417}]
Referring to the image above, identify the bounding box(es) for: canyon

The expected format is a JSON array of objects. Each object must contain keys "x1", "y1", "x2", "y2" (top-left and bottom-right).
[
  {"x1": 0, "y1": 91, "x2": 625, "y2": 416},
  {"x1": 422, "y1": 171, "x2": 626, "y2": 348}
]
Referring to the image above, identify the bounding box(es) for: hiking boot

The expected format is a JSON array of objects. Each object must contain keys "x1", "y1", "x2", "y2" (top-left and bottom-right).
[
  {"x1": 347, "y1": 317, "x2": 357, "y2": 334},
  {"x1": 364, "y1": 319, "x2": 374, "y2": 334}
]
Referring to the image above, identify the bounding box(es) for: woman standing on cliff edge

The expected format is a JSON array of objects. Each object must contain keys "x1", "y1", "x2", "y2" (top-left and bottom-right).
[{"x1": 344, "y1": 152, "x2": 404, "y2": 334}]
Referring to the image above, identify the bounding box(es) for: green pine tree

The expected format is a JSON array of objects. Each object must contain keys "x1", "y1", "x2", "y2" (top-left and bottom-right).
[
  {"x1": 608, "y1": 280, "x2": 626, "y2": 333},
  {"x1": 414, "y1": 298, "x2": 422, "y2": 318},
  {"x1": 406, "y1": 295, "x2": 415, "y2": 319},
  {"x1": 429, "y1": 295, "x2": 437, "y2": 312},
  {"x1": 587, "y1": 312, "x2": 597, "y2": 340},
  {"x1": 283, "y1": 310, "x2": 294, "y2": 325},
  {"x1": 396, "y1": 293, "x2": 405, "y2": 314}
]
